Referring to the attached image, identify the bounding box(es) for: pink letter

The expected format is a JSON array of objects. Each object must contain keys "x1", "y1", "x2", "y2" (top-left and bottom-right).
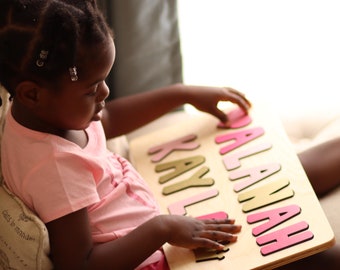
[
  {"x1": 196, "y1": 211, "x2": 228, "y2": 220},
  {"x1": 256, "y1": 221, "x2": 314, "y2": 256},
  {"x1": 167, "y1": 189, "x2": 219, "y2": 215},
  {"x1": 223, "y1": 142, "x2": 272, "y2": 171},
  {"x1": 247, "y1": 204, "x2": 301, "y2": 236},
  {"x1": 148, "y1": 134, "x2": 200, "y2": 162},
  {"x1": 215, "y1": 127, "x2": 264, "y2": 155},
  {"x1": 217, "y1": 107, "x2": 252, "y2": 129},
  {"x1": 231, "y1": 163, "x2": 281, "y2": 192}
]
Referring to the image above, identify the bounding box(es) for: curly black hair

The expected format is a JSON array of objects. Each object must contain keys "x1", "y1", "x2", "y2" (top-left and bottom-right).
[{"x1": 0, "y1": 0, "x2": 112, "y2": 97}]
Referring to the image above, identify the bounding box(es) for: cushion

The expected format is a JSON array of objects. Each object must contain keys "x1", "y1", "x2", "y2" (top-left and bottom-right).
[
  {"x1": 0, "y1": 183, "x2": 53, "y2": 270},
  {"x1": 280, "y1": 108, "x2": 340, "y2": 153},
  {"x1": 0, "y1": 86, "x2": 52, "y2": 269},
  {"x1": 320, "y1": 186, "x2": 340, "y2": 239},
  {"x1": 281, "y1": 108, "x2": 340, "y2": 249}
]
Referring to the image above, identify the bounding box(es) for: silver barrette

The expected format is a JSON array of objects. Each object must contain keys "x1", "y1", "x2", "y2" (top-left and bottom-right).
[
  {"x1": 69, "y1": 67, "x2": 78, "y2": 81},
  {"x1": 36, "y1": 50, "x2": 49, "y2": 67}
]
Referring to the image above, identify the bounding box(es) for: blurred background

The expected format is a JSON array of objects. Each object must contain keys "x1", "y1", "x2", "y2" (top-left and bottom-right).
[{"x1": 177, "y1": 0, "x2": 340, "y2": 116}]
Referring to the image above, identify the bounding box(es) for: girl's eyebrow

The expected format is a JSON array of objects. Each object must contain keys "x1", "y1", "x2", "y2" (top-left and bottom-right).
[
  {"x1": 89, "y1": 80, "x2": 100, "y2": 87},
  {"x1": 89, "y1": 70, "x2": 111, "y2": 87},
  {"x1": 87, "y1": 78, "x2": 104, "y2": 88}
]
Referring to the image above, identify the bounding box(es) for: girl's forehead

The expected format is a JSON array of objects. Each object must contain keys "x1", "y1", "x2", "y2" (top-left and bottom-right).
[
  {"x1": 79, "y1": 38, "x2": 114, "y2": 62},
  {"x1": 74, "y1": 39, "x2": 115, "y2": 82}
]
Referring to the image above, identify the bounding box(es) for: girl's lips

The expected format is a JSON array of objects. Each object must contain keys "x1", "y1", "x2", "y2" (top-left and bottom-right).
[
  {"x1": 93, "y1": 101, "x2": 105, "y2": 120},
  {"x1": 95, "y1": 101, "x2": 105, "y2": 114}
]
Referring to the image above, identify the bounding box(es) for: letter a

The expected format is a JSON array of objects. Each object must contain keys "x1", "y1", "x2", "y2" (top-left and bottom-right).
[
  {"x1": 162, "y1": 166, "x2": 214, "y2": 195},
  {"x1": 155, "y1": 155, "x2": 205, "y2": 184},
  {"x1": 247, "y1": 204, "x2": 301, "y2": 236},
  {"x1": 256, "y1": 221, "x2": 314, "y2": 255},
  {"x1": 231, "y1": 163, "x2": 281, "y2": 192}
]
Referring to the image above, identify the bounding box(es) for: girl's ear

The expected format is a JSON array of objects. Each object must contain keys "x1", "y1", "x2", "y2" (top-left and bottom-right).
[{"x1": 15, "y1": 81, "x2": 42, "y2": 108}]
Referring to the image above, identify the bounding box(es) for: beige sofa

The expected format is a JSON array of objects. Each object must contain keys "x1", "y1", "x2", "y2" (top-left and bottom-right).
[{"x1": 280, "y1": 106, "x2": 340, "y2": 245}]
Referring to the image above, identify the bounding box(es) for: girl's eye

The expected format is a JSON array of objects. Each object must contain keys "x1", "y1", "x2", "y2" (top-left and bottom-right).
[{"x1": 87, "y1": 86, "x2": 98, "y2": 96}]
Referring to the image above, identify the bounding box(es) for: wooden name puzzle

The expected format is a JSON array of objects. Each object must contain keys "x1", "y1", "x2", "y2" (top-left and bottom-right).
[{"x1": 129, "y1": 103, "x2": 335, "y2": 269}]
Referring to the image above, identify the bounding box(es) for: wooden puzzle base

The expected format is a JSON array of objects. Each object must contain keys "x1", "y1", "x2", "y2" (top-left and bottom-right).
[{"x1": 129, "y1": 103, "x2": 334, "y2": 269}]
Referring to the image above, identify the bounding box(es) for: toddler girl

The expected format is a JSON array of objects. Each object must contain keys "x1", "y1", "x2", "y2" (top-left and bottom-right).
[{"x1": 0, "y1": 1, "x2": 251, "y2": 269}]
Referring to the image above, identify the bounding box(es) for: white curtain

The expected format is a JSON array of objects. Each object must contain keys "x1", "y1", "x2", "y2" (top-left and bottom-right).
[{"x1": 178, "y1": 0, "x2": 340, "y2": 117}]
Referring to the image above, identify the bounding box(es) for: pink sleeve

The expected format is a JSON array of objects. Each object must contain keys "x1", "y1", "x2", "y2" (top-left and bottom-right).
[{"x1": 25, "y1": 153, "x2": 100, "y2": 223}]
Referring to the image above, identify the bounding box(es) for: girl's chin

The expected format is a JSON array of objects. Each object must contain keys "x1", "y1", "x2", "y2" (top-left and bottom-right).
[
  {"x1": 91, "y1": 114, "x2": 102, "y2": 122},
  {"x1": 92, "y1": 111, "x2": 103, "y2": 122}
]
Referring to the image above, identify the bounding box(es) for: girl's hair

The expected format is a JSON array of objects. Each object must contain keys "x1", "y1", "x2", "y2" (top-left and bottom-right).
[{"x1": 0, "y1": 0, "x2": 112, "y2": 97}]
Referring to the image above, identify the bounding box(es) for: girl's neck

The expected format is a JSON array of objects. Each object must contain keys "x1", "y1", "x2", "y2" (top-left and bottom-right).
[{"x1": 11, "y1": 102, "x2": 88, "y2": 148}]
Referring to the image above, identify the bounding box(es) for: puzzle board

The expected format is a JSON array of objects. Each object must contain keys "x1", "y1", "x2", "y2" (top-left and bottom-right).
[{"x1": 129, "y1": 103, "x2": 335, "y2": 269}]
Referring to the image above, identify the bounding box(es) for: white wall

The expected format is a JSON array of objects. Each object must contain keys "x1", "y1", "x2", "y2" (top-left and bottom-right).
[{"x1": 178, "y1": 0, "x2": 340, "y2": 117}]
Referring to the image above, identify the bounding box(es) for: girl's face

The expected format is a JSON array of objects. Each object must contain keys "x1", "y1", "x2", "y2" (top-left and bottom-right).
[{"x1": 38, "y1": 38, "x2": 115, "y2": 132}]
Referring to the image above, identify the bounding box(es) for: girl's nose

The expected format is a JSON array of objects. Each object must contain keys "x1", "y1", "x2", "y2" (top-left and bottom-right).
[{"x1": 96, "y1": 81, "x2": 110, "y2": 102}]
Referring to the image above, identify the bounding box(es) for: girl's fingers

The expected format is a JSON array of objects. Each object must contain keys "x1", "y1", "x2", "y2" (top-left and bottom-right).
[
  {"x1": 196, "y1": 231, "x2": 239, "y2": 242},
  {"x1": 192, "y1": 218, "x2": 242, "y2": 248},
  {"x1": 191, "y1": 232, "x2": 238, "y2": 250},
  {"x1": 202, "y1": 218, "x2": 235, "y2": 225},
  {"x1": 198, "y1": 218, "x2": 242, "y2": 234},
  {"x1": 203, "y1": 224, "x2": 242, "y2": 234},
  {"x1": 222, "y1": 87, "x2": 252, "y2": 111},
  {"x1": 192, "y1": 237, "x2": 226, "y2": 250},
  {"x1": 226, "y1": 87, "x2": 245, "y2": 97}
]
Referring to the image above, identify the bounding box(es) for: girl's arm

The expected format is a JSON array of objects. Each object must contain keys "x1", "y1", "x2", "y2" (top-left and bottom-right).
[
  {"x1": 298, "y1": 137, "x2": 340, "y2": 197},
  {"x1": 46, "y1": 208, "x2": 241, "y2": 270},
  {"x1": 101, "y1": 83, "x2": 251, "y2": 139}
]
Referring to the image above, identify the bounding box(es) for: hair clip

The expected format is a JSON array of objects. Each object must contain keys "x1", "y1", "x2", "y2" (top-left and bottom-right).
[
  {"x1": 69, "y1": 67, "x2": 78, "y2": 81},
  {"x1": 36, "y1": 50, "x2": 49, "y2": 67}
]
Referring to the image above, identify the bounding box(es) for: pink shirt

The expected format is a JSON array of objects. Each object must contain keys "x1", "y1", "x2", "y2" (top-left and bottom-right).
[{"x1": 1, "y1": 111, "x2": 163, "y2": 269}]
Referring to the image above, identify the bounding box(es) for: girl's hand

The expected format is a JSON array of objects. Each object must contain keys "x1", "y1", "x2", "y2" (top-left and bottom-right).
[
  {"x1": 184, "y1": 85, "x2": 252, "y2": 124},
  {"x1": 159, "y1": 215, "x2": 242, "y2": 250}
]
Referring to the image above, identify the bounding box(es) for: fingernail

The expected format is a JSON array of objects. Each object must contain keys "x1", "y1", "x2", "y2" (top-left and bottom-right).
[{"x1": 217, "y1": 244, "x2": 225, "y2": 250}]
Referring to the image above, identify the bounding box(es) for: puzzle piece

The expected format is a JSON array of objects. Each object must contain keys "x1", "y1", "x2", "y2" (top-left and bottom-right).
[
  {"x1": 148, "y1": 134, "x2": 200, "y2": 162},
  {"x1": 257, "y1": 221, "x2": 314, "y2": 256},
  {"x1": 217, "y1": 107, "x2": 252, "y2": 129},
  {"x1": 156, "y1": 155, "x2": 205, "y2": 184},
  {"x1": 230, "y1": 163, "x2": 281, "y2": 192},
  {"x1": 194, "y1": 246, "x2": 230, "y2": 262},
  {"x1": 223, "y1": 142, "x2": 272, "y2": 171},
  {"x1": 216, "y1": 127, "x2": 265, "y2": 155},
  {"x1": 247, "y1": 204, "x2": 301, "y2": 236},
  {"x1": 162, "y1": 166, "x2": 214, "y2": 195},
  {"x1": 196, "y1": 211, "x2": 228, "y2": 220},
  {"x1": 238, "y1": 178, "x2": 294, "y2": 213},
  {"x1": 167, "y1": 189, "x2": 219, "y2": 215}
]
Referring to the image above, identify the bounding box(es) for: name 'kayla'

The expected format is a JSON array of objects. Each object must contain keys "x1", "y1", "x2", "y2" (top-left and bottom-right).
[{"x1": 147, "y1": 108, "x2": 314, "y2": 257}]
